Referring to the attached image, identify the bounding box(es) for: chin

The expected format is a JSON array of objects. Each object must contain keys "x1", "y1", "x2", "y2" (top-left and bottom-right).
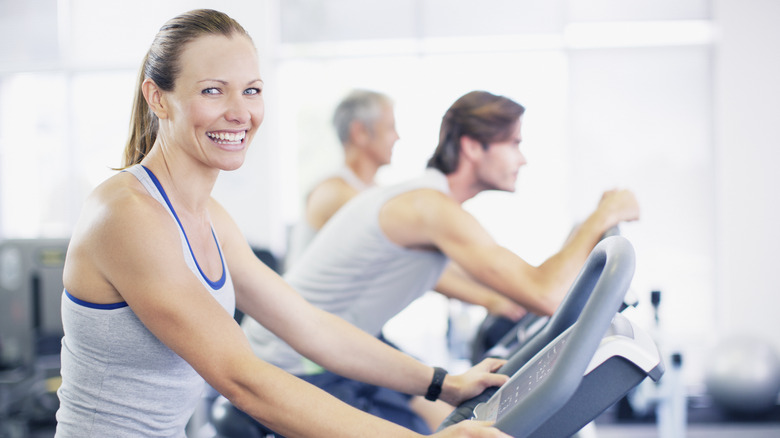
[
  {"x1": 216, "y1": 157, "x2": 247, "y2": 172},
  {"x1": 495, "y1": 182, "x2": 517, "y2": 193},
  {"x1": 222, "y1": 163, "x2": 245, "y2": 172}
]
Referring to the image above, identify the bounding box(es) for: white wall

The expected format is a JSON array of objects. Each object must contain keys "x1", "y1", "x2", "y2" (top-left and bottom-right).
[{"x1": 714, "y1": 0, "x2": 780, "y2": 350}]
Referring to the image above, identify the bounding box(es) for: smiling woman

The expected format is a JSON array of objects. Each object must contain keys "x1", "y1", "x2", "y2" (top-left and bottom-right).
[
  {"x1": 139, "y1": 33, "x2": 264, "y2": 172},
  {"x1": 53, "y1": 8, "x2": 510, "y2": 438},
  {"x1": 121, "y1": 14, "x2": 264, "y2": 173}
]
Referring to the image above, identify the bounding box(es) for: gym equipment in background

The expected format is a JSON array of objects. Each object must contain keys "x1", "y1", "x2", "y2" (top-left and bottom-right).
[
  {"x1": 209, "y1": 395, "x2": 276, "y2": 438},
  {"x1": 438, "y1": 236, "x2": 665, "y2": 437},
  {"x1": 621, "y1": 289, "x2": 688, "y2": 437},
  {"x1": 705, "y1": 335, "x2": 780, "y2": 416},
  {"x1": 0, "y1": 238, "x2": 68, "y2": 437}
]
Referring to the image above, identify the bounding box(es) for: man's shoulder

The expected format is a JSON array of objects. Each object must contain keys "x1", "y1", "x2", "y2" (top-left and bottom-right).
[
  {"x1": 306, "y1": 177, "x2": 361, "y2": 229},
  {"x1": 383, "y1": 187, "x2": 459, "y2": 222}
]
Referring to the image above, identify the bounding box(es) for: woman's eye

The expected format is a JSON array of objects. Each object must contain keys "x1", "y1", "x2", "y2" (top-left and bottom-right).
[
  {"x1": 244, "y1": 87, "x2": 262, "y2": 96},
  {"x1": 202, "y1": 87, "x2": 221, "y2": 95}
]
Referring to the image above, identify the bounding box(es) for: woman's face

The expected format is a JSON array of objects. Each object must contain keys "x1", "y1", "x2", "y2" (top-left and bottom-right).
[{"x1": 159, "y1": 33, "x2": 264, "y2": 171}]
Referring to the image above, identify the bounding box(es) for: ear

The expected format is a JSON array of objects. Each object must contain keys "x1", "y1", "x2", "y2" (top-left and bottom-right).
[
  {"x1": 459, "y1": 135, "x2": 485, "y2": 163},
  {"x1": 142, "y1": 78, "x2": 169, "y2": 120},
  {"x1": 349, "y1": 120, "x2": 371, "y2": 147}
]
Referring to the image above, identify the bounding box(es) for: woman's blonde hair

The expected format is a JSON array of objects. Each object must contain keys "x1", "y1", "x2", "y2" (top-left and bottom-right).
[{"x1": 121, "y1": 9, "x2": 251, "y2": 168}]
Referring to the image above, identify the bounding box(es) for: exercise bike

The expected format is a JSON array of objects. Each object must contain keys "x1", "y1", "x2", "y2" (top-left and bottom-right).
[{"x1": 439, "y1": 235, "x2": 664, "y2": 437}]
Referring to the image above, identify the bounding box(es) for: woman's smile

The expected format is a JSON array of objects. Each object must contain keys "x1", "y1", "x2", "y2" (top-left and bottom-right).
[{"x1": 206, "y1": 130, "x2": 247, "y2": 150}]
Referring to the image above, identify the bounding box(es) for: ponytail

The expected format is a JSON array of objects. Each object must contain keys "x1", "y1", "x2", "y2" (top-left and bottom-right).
[{"x1": 120, "y1": 55, "x2": 158, "y2": 168}]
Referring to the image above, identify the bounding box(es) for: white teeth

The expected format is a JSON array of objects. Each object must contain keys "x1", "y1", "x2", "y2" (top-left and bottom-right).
[{"x1": 207, "y1": 131, "x2": 246, "y2": 144}]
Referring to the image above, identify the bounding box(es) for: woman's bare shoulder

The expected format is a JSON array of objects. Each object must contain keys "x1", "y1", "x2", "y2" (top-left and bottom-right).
[
  {"x1": 64, "y1": 171, "x2": 175, "y2": 303},
  {"x1": 77, "y1": 171, "x2": 168, "y2": 234}
]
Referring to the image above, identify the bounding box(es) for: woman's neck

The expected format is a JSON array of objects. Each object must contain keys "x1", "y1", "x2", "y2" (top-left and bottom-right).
[{"x1": 140, "y1": 145, "x2": 218, "y2": 216}]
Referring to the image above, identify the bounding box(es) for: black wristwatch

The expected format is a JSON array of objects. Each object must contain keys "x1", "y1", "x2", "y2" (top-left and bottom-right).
[{"x1": 425, "y1": 367, "x2": 448, "y2": 401}]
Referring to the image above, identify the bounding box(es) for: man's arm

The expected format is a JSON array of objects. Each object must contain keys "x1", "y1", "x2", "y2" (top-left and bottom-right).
[
  {"x1": 434, "y1": 262, "x2": 527, "y2": 321},
  {"x1": 379, "y1": 189, "x2": 639, "y2": 316}
]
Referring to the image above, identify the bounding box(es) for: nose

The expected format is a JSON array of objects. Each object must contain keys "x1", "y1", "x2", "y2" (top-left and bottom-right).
[
  {"x1": 517, "y1": 149, "x2": 528, "y2": 167},
  {"x1": 225, "y1": 94, "x2": 253, "y2": 125}
]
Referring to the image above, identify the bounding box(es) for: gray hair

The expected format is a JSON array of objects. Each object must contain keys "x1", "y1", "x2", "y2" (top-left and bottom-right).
[{"x1": 332, "y1": 89, "x2": 393, "y2": 145}]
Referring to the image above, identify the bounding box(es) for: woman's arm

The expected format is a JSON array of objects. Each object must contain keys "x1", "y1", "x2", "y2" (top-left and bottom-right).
[
  {"x1": 212, "y1": 200, "x2": 508, "y2": 407},
  {"x1": 70, "y1": 188, "x2": 430, "y2": 437}
]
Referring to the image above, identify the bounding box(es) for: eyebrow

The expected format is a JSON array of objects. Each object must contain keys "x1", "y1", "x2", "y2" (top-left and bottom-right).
[{"x1": 198, "y1": 79, "x2": 264, "y2": 86}]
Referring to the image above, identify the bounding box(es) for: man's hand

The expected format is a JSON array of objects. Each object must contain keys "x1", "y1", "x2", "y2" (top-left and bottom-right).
[{"x1": 598, "y1": 189, "x2": 640, "y2": 225}]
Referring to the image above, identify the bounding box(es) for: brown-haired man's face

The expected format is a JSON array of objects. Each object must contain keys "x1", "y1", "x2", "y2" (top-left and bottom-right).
[{"x1": 473, "y1": 117, "x2": 526, "y2": 193}]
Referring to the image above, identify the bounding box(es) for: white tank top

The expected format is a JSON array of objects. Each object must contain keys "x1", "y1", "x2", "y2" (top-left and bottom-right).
[
  {"x1": 243, "y1": 169, "x2": 449, "y2": 375},
  {"x1": 55, "y1": 165, "x2": 235, "y2": 437},
  {"x1": 284, "y1": 166, "x2": 373, "y2": 271}
]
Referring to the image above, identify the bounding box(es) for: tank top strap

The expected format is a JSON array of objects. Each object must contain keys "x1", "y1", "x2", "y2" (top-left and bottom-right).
[{"x1": 124, "y1": 164, "x2": 228, "y2": 293}]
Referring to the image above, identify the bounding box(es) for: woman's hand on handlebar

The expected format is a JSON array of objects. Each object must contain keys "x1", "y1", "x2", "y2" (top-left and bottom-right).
[
  {"x1": 433, "y1": 420, "x2": 512, "y2": 437},
  {"x1": 440, "y1": 358, "x2": 508, "y2": 406}
]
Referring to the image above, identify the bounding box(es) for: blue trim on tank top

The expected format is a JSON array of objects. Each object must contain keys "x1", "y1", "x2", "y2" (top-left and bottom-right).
[
  {"x1": 140, "y1": 165, "x2": 227, "y2": 290},
  {"x1": 64, "y1": 289, "x2": 129, "y2": 309}
]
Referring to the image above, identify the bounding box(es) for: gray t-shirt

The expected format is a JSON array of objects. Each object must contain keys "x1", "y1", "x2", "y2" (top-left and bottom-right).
[
  {"x1": 55, "y1": 165, "x2": 235, "y2": 437},
  {"x1": 242, "y1": 169, "x2": 450, "y2": 375}
]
